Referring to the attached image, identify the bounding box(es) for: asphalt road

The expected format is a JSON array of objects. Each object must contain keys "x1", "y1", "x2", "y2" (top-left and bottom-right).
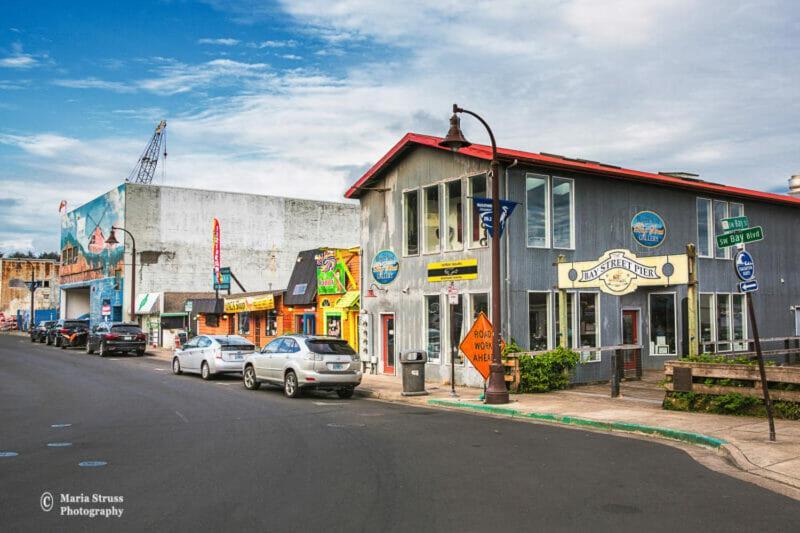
[{"x1": 1, "y1": 334, "x2": 799, "y2": 532}]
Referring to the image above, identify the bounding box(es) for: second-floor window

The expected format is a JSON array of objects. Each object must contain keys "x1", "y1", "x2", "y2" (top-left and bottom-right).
[
  {"x1": 697, "y1": 198, "x2": 743, "y2": 259},
  {"x1": 403, "y1": 190, "x2": 419, "y2": 256},
  {"x1": 423, "y1": 185, "x2": 440, "y2": 253},
  {"x1": 444, "y1": 180, "x2": 463, "y2": 251},
  {"x1": 526, "y1": 173, "x2": 574, "y2": 249}
]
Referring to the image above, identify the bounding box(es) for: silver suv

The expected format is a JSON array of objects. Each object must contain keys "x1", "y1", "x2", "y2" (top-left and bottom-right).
[{"x1": 243, "y1": 335, "x2": 362, "y2": 398}]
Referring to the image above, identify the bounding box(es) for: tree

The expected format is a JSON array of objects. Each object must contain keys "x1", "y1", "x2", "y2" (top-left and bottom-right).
[{"x1": 37, "y1": 251, "x2": 60, "y2": 260}]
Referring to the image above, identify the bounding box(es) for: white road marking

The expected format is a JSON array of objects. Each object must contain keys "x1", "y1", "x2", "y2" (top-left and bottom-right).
[
  {"x1": 313, "y1": 402, "x2": 346, "y2": 406},
  {"x1": 174, "y1": 410, "x2": 189, "y2": 423}
]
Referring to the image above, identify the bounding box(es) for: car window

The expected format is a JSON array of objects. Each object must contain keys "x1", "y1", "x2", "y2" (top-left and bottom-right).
[
  {"x1": 111, "y1": 325, "x2": 142, "y2": 334},
  {"x1": 183, "y1": 338, "x2": 199, "y2": 349},
  {"x1": 217, "y1": 336, "x2": 252, "y2": 347},
  {"x1": 280, "y1": 338, "x2": 300, "y2": 353},
  {"x1": 198, "y1": 337, "x2": 213, "y2": 348},
  {"x1": 306, "y1": 339, "x2": 357, "y2": 355},
  {"x1": 262, "y1": 338, "x2": 284, "y2": 353}
]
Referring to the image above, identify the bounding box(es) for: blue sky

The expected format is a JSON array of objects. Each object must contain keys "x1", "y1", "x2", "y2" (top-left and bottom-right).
[{"x1": 1, "y1": 0, "x2": 798, "y2": 253}]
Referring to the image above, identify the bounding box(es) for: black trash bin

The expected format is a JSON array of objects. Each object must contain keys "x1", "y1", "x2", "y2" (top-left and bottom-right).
[{"x1": 400, "y1": 350, "x2": 429, "y2": 396}]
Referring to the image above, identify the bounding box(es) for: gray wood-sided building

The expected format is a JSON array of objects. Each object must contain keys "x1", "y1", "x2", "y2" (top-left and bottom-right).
[{"x1": 347, "y1": 133, "x2": 800, "y2": 386}]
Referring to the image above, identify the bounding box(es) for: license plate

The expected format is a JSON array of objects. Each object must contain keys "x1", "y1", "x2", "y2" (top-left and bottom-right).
[
  {"x1": 232, "y1": 354, "x2": 242, "y2": 360},
  {"x1": 123, "y1": 336, "x2": 131, "y2": 341},
  {"x1": 328, "y1": 363, "x2": 347, "y2": 371}
]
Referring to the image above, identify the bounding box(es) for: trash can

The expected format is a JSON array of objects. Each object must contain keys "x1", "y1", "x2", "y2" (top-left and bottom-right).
[{"x1": 400, "y1": 350, "x2": 429, "y2": 396}]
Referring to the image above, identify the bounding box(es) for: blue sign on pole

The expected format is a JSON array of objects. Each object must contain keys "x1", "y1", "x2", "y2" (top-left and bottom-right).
[
  {"x1": 738, "y1": 280, "x2": 758, "y2": 293},
  {"x1": 471, "y1": 197, "x2": 518, "y2": 238},
  {"x1": 734, "y1": 250, "x2": 755, "y2": 281}
]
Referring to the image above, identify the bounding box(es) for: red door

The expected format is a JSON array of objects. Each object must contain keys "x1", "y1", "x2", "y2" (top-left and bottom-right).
[
  {"x1": 621, "y1": 309, "x2": 640, "y2": 374},
  {"x1": 382, "y1": 314, "x2": 396, "y2": 374}
]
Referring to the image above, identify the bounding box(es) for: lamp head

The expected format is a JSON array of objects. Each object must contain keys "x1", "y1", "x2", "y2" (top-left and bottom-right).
[{"x1": 439, "y1": 107, "x2": 471, "y2": 151}]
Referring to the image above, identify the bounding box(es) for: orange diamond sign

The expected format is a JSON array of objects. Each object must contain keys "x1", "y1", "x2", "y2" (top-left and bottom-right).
[{"x1": 459, "y1": 312, "x2": 505, "y2": 381}]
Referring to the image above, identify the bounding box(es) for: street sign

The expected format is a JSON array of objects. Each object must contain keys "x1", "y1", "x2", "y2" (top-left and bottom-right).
[
  {"x1": 427, "y1": 259, "x2": 478, "y2": 282},
  {"x1": 101, "y1": 304, "x2": 111, "y2": 316},
  {"x1": 716, "y1": 226, "x2": 764, "y2": 248},
  {"x1": 447, "y1": 283, "x2": 458, "y2": 305},
  {"x1": 738, "y1": 280, "x2": 758, "y2": 293},
  {"x1": 458, "y1": 312, "x2": 506, "y2": 381},
  {"x1": 734, "y1": 250, "x2": 755, "y2": 281},
  {"x1": 722, "y1": 216, "x2": 750, "y2": 231}
]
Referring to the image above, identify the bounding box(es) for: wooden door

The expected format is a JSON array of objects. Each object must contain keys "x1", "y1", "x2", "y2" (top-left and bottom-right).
[
  {"x1": 621, "y1": 309, "x2": 641, "y2": 374},
  {"x1": 381, "y1": 314, "x2": 395, "y2": 374}
]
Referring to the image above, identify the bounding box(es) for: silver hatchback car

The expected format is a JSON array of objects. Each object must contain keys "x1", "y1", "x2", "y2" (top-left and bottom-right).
[
  {"x1": 172, "y1": 335, "x2": 255, "y2": 380},
  {"x1": 243, "y1": 335, "x2": 362, "y2": 398}
]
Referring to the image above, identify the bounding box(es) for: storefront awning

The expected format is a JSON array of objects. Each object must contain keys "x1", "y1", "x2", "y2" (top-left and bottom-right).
[
  {"x1": 335, "y1": 290, "x2": 360, "y2": 310},
  {"x1": 136, "y1": 293, "x2": 160, "y2": 315}
]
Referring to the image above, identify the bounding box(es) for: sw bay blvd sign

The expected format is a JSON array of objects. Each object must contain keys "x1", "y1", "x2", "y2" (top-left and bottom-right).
[{"x1": 716, "y1": 225, "x2": 764, "y2": 249}]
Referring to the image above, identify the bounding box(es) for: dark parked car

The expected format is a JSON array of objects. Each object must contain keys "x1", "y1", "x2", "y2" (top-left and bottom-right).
[
  {"x1": 30, "y1": 320, "x2": 56, "y2": 343},
  {"x1": 46, "y1": 319, "x2": 90, "y2": 348},
  {"x1": 86, "y1": 322, "x2": 147, "y2": 357}
]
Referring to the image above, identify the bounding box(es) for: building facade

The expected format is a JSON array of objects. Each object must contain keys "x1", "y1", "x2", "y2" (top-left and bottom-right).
[
  {"x1": 59, "y1": 183, "x2": 359, "y2": 327},
  {"x1": 0, "y1": 258, "x2": 59, "y2": 327},
  {"x1": 348, "y1": 133, "x2": 800, "y2": 386}
]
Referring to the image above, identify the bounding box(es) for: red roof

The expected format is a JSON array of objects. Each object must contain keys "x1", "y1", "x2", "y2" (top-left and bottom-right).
[{"x1": 345, "y1": 132, "x2": 800, "y2": 207}]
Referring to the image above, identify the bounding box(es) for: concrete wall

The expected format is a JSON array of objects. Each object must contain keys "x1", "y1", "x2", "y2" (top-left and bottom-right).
[
  {"x1": 123, "y1": 184, "x2": 359, "y2": 320},
  {"x1": 0, "y1": 259, "x2": 59, "y2": 315}
]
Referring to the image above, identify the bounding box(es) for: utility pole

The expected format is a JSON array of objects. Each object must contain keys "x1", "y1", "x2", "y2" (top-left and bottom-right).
[
  {"x1": 686, "y1": 244, "x2": 699, "y2": 357},
  {"x1": 28, "y1": 264, "x2": 37, "y2": 332},
  {"x1": 747, "y1": 292, "x2": 776, "y2": 441},
  {"x1": 556, "y1": 255, "x2": 568, "y2": 349}
]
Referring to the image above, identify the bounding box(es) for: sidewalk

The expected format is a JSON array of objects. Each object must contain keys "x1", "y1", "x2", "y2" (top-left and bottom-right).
[{"x1": 358, "y1": 373, "x2": 800, "y2": 494}]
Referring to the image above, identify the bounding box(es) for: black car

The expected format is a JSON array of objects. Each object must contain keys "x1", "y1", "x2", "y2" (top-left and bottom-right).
[
  {"x1": 86, "y1": 322, "x2": 147, "y2": 357},
  {"x1": 30, "y1": 320, "x2": 56, "y2": 343},
  {"x1": 46, "y1": 319, "x2": 90, "y2": 348}
]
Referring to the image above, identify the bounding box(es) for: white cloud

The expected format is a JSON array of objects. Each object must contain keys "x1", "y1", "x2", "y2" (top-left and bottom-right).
[
  {"x1": 255, "y1": 39, "x2": 297, "y2": 48},
  {"x1": 53, "y1": 77, "x2": 134, "y2": 93},
  {"x1": 197, "y1": 37, "x2": 240, "y2": 46},
  {"x1": 280, "y1": 54, "x2": 302, "y2": 60},
  {"x1": 0, "y1": 43, "x2": 39, "y2": 68}
]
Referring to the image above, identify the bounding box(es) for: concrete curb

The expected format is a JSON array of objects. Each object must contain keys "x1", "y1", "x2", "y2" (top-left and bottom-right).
[{"x1": 426, "y1": 398, "x2": 729, "y2": 450}]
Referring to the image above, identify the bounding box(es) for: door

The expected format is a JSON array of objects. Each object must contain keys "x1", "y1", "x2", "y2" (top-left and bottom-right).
[
  {"x1": 621, "y1": 310, "x2": 641, "y2": 377},
  {"x1": 381, "y1": 314, "x2": 396, "y2": 374},
  {"x1": 271, "y1": 338, "x2": 298, "y2": 379},
  {"x1": 795, "y1": 308, "x2": 800, "y2": 336},
  {"x1": 256, "y1": 338, "x2": 282, "y2": 380},
  {"x1": 303, "y1": 314, "x2": 316, "y2": 335}
]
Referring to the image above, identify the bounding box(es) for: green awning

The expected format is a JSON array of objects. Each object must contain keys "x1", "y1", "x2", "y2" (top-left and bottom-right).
[{"x1": 335, "y1": 290, "x2": 360, "y2": 309}]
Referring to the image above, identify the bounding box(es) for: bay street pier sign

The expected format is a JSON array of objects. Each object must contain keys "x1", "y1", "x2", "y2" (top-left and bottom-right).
[{"x1": 558, "y1": 249, "x2": 689, "y2": 296}]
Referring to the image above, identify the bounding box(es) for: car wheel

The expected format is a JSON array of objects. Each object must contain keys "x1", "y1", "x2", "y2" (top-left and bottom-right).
[
  {"x1": 55, "y1": 337, "x2": 61, "y2": 348},
  {"x1": 336, "y1": 386, "x2": 355, "y2": 399},
  {"x1": 85, "y1": 341, "x2": 94, "y2": 355},
  {"x1": 39, "y1": 336, "x2": 46, "y2": 343},
  {"x1": 201, "y1": 361, "x2": 212, "y2": 380},
  {"x1": 243, "y1": 365, "x2": 260, "y2": 390},
  {"x1": 30, "y1": 335, "x2": 35, "y2": 343},
  {"x1": 46, "y1": 335, "x2": 52, "y2": 346},
  {"x1": 60, "y1": 340, "x2": 67, "y2": 350},
  {"x1": 136, "y1": 349, "x2": 145, "y2": 357},
  {"x1": 98, "y1": 342, "x2": 106, "y2": 357},
  {"x1": 172, "y1": 357, "x2": 182, "y2": 375},
  {"x1": 284, "y1": 370, "x2": 301, "y2": 398}
]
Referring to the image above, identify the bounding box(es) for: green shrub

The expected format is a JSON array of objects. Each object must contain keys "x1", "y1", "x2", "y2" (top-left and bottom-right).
[
  {"x1": 517, "y1": 346, "x2": 579, "y2": 393},
  {"x1": 710, "y1": 393, "x2": 759, "y2": 414}
]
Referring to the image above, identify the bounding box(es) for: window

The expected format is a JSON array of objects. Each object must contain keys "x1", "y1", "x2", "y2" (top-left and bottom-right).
[
  {"x1": 265, "y1": 310, "x2": 277, "y2": 337},
  {"x1": 238, "y1": 312, "x2": 250, "y2": 335},
  {"x1": 528, "y1": 292, "x2": 549, "y2": 351},
  {"x1": 697, "y1": 198, "x2": 712, "y2": 257},
  {"x1": 552, "y1": 177, "x2": 574, "y2": 248},
  {"x1": 403, "y1": 190, "x2": 419, "y2": 255},
  {"x1": 578, "y1": 293, "x2": 600, "y2": 362},
  {"x1": 449, "y1": 294, "x2": 464, "y2": 365},
  {"x1": 716, "y1": 293, "x2": 732, "y2": 351},
  {"x1": 468, "y1": 175, "x2": 488, "y2": 247},
  {"x1": 713, "y1": 200, "x2": 729, "y2": 259},
  {"x1": 470, "y1": 293, "x2": 489, "y2": 320},
  {"x1": 732, "y1": 294, "x2": 747, "y2": 350},
  {"x1": 699, "y1": 293, "x2": 714, "y2": 349},
  {"x1": 205, "y1": 314, "x2": 219, "y2": 328},
  {"x1": 227, "y1": 315, "x2": 235, "y2": 335},
  {"x1": 279, "y1": 338, "x2": 300, "y2": 353},
  {"x1": 423, "y1": 185, "x2": 440, "y2": 253},
  {"x1": 326, "y1": 313, "x2": 342, "y2": 337},
  {"x1": 649, "y1": 293, "x2": 677, "y2": 356},
  {"x1": 730, "y1": 203, "x2": 745, "y2": 250},
  {"x1": 526, "y1": 173, "x2": 548, "y2": 247},
  {"x1": 262, "y1": 338, "x2": 283, "y2": 353},
  {"x1": 292, "y1": 283, "x2": 307, "y2": 296},
  {"x1": 198, "y1": 336, "x2": 212, "y2": 348},
  {"x1": 554, "y1": 292, "x2": 575, "y2": 349},
  {"x1": 444, "y1": 180, "x2": 463, "y2": 251},
  {"x1": 425, "y1": 295, "x2": 441, "y2": 363}
]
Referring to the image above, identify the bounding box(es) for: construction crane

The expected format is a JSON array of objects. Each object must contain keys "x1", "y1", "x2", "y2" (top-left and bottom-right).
[{"x1": 126, "y1": 120, "x2": 167, "y2": 185}]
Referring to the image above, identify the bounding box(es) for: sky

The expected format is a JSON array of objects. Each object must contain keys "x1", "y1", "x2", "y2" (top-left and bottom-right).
[{"x1": 0, "y1": 0, "x2": 798, "y2": 253}]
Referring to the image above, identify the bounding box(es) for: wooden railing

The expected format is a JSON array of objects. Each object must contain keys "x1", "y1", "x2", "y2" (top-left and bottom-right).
[{"x1": 665, "y1": 360, "x2": 800, "y2": 402}]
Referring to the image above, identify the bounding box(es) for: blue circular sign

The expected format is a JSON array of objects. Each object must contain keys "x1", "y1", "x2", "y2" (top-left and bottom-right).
[
  {"x1": 735, "y1": 250, "x2": 755, "y2": 281},
  {"x1": 371, "y1": 250, "x2": 399, "y2": 285},
  {"x1": 631, "y1": 211, "x2": 666, "y2": 248}
]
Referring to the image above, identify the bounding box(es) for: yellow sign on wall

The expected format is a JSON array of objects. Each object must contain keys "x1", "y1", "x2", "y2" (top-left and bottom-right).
[
  {"x1": 427, "y1": 258, "x2": 478, "y2": 282},
  {"x1": 557, "y1": 249, "x2": 688, "y2": 296},
  {"x1": 224, "y1": 293, "x2": 275, "y2": 313}
]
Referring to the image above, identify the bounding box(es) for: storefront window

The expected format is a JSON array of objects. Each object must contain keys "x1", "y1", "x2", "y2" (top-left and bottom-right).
[
  {"x1": 469, "y1": 174, "x2": 488, "y2": 247},
  {"x1": 265, "y1": 310, "x2": 277, "y2": 337},
  {"x1": 425, "y1": 295, "x2": 441, "y2": 363},
  {"x1": 449, "y1": 294, "x2": 464, "y2": 364},
  {"x1": 423, "y1": 185, "x2": 440, "y2": 253},
  {"x1": 697, "y1": 198, "x2": 712, "y2": 258},
  {"x1": 717, "y1": 293, "x2": 731, "y2": 351},
  {"x1": 528, "y1": 292, "x2": 549, "y2": 351},
  {"x1": 238, "y1": 312, "x2": 250, "y2": 335},
  {"x1": 552, "y1": 177, "x2": 573, "y2": 249},
  {"x1": 732, "y1": 294, "x2": 747, "y2": 351},
  {"x1": 206, "y1": 314, "x2": 219, "y2": 328},
  {"x1": 554, "y1": 292, "x2": 574, "y2": 349},
  {"x1": 444, "y1": 180, "x2": 463, "y2": 251},
  {"x1": 578, "y1": 293, "x2": 599, "y2": 362},
  {"x1": 471, "y1": 293, "x2": 489, "y2": 320},
  {"x1": 326, "y1": 313, "x2": 342, "y2": 338},
  {"x1": 403, "y1": 190, "x2": 419, "y2": 255},
  {"x1": 649, "y1": 293, "x2": 676, "y2": 355},
  {"x1": 713, "y1": 200, "x2": 729, "y2": 259},
  {"x1": 699, "y1": 293, "x2": 714, "y2": 349},
  {"x1": 526, "y1": 173, "x2": 548, "y2": 247}
]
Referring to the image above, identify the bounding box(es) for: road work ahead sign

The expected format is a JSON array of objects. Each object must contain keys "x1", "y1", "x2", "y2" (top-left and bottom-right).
[{"x1": 459, "y1": 312, "x2": 504, "y2": 381}]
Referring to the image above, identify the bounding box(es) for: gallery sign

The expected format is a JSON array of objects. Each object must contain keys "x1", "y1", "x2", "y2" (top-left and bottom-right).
[
  {"x1": 631, "y1": 211, "x2": 666, "y2": 248},
  {"x1": 371, "y1": 250, "x2": 399, "y2": 285},
  {"x1": 557, "y1": 249, "x2": 688, "y2": 296}
]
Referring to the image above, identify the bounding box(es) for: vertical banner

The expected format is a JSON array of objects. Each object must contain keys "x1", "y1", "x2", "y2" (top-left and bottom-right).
[
  {"x1": 212, "y1": 218, "x2": 221, "y2": 287},
  {"x1": 471, "y1": 197, "x2": 518, "y2": 238}
]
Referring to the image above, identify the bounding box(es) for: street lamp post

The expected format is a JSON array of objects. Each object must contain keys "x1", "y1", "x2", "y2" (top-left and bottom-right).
[
  {"x1": 440, "y1": 104, "x2": 509, "y2": 405},
  {"x1": 105, "y1": 226, "x2": 136, "y2": 322}
]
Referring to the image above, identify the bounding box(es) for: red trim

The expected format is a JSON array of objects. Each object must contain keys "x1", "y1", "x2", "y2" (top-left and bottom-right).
[{"x1": 345, "y1": 133, "x2": 800, "y2": 207}]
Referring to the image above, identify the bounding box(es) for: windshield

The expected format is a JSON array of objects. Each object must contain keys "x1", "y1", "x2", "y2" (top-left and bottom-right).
[
  {"x1": 217, "y1": 336, "x2": 255, "y2": 351},
  {"x1": 65, "y1": 321, "x2": 88, "y2": 329},
  {"x1": 111, "y1": 325, "x2": 142, "y2": 334},
  {"x1": 306, "y1": 339, "x2": 356, "y2": 355}
]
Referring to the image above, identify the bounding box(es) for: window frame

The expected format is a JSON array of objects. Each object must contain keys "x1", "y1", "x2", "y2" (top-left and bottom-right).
[
  {"x1": 422, "y1": 183, "x2": 442, "y2": 255},
  {"x1": 713, "y1": 200, "x2": 730, "y2": 259},
  {"x1": 423, "y1": 293, "x2": 442, "y2": 364},
  {"x1": 527, "y1": 290, "x2": 552, "y2": 352},
  {"x1": 551, "y1": 175, "x2": 576, "y2": 250},
  {"x1": 576, "y1": 291, "x2": 601, "y2": 363},
  {"x1": 696, "y1": 197, "x2": 713, "y2": 258},
  {"x1": 715, "y1": 292, "x2": 733, "y2": 352},
  {"x1": 467, "y1": 173, "x2": 489, "y2": 249},
  {"x1": 525, "y1": 172, "x2": 551, "y2": 249},
  {"x1": 648, "y1": 291, "x2": 678, "y2": 357},
  {"x1": 402, "y1": 187, "x2": 420, "y2": 257},
  {"x1": 442, "y1": 177, "x2": 465, "y2": 253},
  {"x1": 698, "y1": 292, "x2": 716, "y2": 352}
]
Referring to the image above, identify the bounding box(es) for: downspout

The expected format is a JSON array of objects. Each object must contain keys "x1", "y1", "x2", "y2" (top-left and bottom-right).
[{"x1": 504, "y1": 159, "x2": 518, "y2": 342}]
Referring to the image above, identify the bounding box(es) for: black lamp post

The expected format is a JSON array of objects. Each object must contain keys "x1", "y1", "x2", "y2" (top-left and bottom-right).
[
  {"x1": 105, "y1": 226, "x2": 136, "y2": 322},
  {"x1": 440, "y1": 104, "x2": 509, "y2": 405}
]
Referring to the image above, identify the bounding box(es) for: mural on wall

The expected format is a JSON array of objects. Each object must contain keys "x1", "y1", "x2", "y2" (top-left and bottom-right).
[{"x1": 59, "y1": 185, "x2": 126, "y2": 284}]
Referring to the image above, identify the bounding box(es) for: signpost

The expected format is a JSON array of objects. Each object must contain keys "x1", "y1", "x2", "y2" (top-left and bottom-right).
[{"x1": 718, "y1": 220, "x2": 774, "y2": 441}]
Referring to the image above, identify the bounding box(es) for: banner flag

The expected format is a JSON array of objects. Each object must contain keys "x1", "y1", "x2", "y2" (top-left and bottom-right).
[{"x1": 471, "y1": 197, "x2": 519, "y2": 238}]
